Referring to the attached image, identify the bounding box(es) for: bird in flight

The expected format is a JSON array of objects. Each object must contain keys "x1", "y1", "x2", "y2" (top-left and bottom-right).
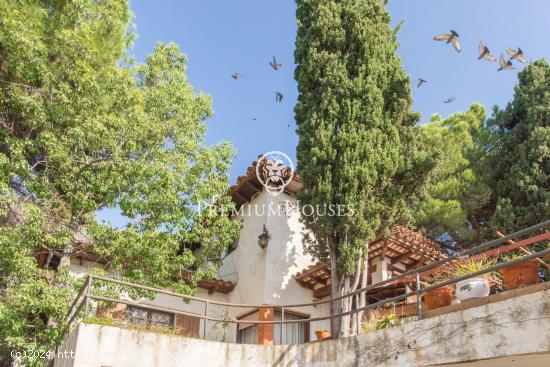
[
  {"x1": 478, "y1": 41, "x2": 496, "y2": 61},
  {"x1": 506, "y1": 47, "x2": 527, "y2": 63},
  {"x1": 443, "y1": 96, "x2": 456, "y2": 104},
  {"x1": 417, "y1": 78, "x2": 427, "y2": 88},
  {"x1": 433, "y1": 30, "x2": 461, "y2": 53},
  {"x1": 498, "y1": 54, "x2": 515, "y2": 71},
  {"x1": 269, "y1": 56, "x2": 282, "y2": 71},
  {"x1": 275, "y1": 92, "x2": 284, "y2": 102},
  {"x1": 231, "y1": 72, "x2": 244, "y2": 80}
]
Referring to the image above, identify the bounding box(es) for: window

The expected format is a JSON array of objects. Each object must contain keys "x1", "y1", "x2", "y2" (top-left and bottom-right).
[
  {"x1": 273, "y1": 310, "x2": 309, "y2": 344},
  {"x1": 127, "y1": 306, "x2": 174, "y2": 328},
  {"x1": 236, "y1": 309, "x2": 309, "y2": 345},
  {"x1": 238, "y1": 325, "x2": 258, "y2": 344}
]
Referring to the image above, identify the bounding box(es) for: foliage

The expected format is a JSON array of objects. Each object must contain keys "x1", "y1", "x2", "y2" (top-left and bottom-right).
[
  {"x1": 413, "y1": 60, "x2": 550, "y2": 250},
  {"x1": 294, "y1": 0, "x2": 435, "y2": 336},
  {"x1": 211, "y1": 309, "x2": 232, "y2": 342},
  {"x1": 0, "y1": 0, "x2": 239, "y2": 363},
  {"x1": 446, "y1": 258, "x2": 497, "y2": 280},
  {"x1": 83, "y1": 316, "x2": 181, "y2": 337},
  {"x1": 415, "y1": 104, "x2": 492, "y2": 248},
  {"x1": 375, "y1": 313, "x2": 400, "y2": 330},
  {"x1": 414, "y1": 61, "x2": 550, "y2": 248},
  {"x1": 361, "y1": 310, "x2": 400, "y2": 332},
  {"x1": 294, "y1": 0, "x2": 434, "y2": 270},
  {"x1": 484, "y1": 60, "x2": 550, "y2": 234}
]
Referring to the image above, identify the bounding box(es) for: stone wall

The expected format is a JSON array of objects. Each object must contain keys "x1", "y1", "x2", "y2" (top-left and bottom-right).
[{"x1": 55, "y1": 287, "x2": 550, "y2": 367}]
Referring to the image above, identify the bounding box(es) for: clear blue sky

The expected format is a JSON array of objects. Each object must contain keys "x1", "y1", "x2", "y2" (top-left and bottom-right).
[{"x1": 98, "y1": 0, "x2": 550, "y2": 226}]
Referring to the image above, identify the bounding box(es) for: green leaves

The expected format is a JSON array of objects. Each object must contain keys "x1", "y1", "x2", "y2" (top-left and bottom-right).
[
  {"x1": 295, "y1": 0, "x2": 434, "y2": 274},
  {"x1": 1, "y1": 0, "x2": 238, "y2": 359},
  {"x1": 415, "y1": 103, "x2": 492, "y2": 247},
  {"x1": 485, "y1": 60, "x2": 550, "y2": 233},
  {"x1": 414, "y1": 62, "x2": 549, "y2": 247}
]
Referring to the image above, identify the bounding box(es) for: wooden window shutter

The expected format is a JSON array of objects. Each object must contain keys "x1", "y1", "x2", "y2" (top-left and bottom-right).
[{"x1": 175, "y1": 314, "x2": 200, "y2": 338}]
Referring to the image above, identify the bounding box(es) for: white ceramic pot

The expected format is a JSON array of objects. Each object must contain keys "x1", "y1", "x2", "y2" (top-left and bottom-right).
[{"x1": 455, "y1": 277, "x2": 490, "y2": 302}]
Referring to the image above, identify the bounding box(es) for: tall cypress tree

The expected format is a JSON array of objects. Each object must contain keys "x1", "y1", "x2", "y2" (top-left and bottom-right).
[
  {"x1": 486, "y1": 59, "x2": 550, "y2": 233},
  {"x1": 295, "y1": 0, "x2": 434, "y2": 337}
]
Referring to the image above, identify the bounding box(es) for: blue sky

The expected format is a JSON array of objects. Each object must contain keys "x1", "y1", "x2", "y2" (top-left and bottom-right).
[{"x1": 98, "y1": 0, "x2": 550, "y2": 226}]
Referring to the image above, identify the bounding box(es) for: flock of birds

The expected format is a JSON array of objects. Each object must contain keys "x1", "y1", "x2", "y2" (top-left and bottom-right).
[
  {"x1": 232, "y1": 55, "x2": 284, "y2": 103},
  {"x1": 231, "y1": 55, "x2": 288, "y2": 124},
  {"x1": 427, "y1": 29, "x2": 528, "y2": 103},
  {"x1": 230, "y1": 30, "x2": 529, "y2": 112}
]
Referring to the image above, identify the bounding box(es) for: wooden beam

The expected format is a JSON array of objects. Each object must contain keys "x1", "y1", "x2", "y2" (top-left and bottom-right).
[
  {"x1": 399, "y1": 230, "x2": 550, "y2": 284},
  {"x1": 391, "y1": 251, "x2": 412, "y2": 265},
  {"x1": 244, "y1": 181, "x2": 260, "y2": 194},
  {"x1": 389, "y1": 237, "x2": 439, "y2": 263},
  {"x1": 406, "y1": 258, "x2": 422, "y2": 270},
  {"x1": 368, "y1": 240, "x2": 385, "y2": 253},
  {"x1": 311, "y1": 275, "x2": 329, "y2": 285},
  {"x1": 313, "y1": 284, "x2": 331, "y2": 299},
  {"x1": 387, "y1": 264, "x2": 405, "y2": 274},
  {"x1": 496, "y1": 231, "x2": 550, "y2": 270},
  {"x1": 232, "y1": 190, "x2": 248, "y2": 204}
]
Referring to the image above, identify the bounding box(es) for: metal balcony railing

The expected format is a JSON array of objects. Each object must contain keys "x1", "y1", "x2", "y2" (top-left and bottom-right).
[{"x1": 64, "y1": 220, "x2": 550, "y2": 343}]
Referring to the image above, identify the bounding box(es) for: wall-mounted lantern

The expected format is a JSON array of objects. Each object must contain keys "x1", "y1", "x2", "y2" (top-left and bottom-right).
[{"x1": 258, "y1": 224, "x2": 271, "y2": 249}]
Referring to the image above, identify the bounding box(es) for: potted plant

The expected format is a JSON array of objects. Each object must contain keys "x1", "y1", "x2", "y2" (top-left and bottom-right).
[
  {"x1": 448, "y1": 258, "x2": 496, "y2": 302},
  {"x1": 315, "y1": 329, "x2": 331, "y2": 341},
  {"x1": 423, "y1": 272, "x2": 454, "y2": 310},
  {"x1": 424, "y1": 284, "x2": 454, "y2": 310},
  {"x1": 500, "y1": 252, "x2": 540, "y2": 290}
]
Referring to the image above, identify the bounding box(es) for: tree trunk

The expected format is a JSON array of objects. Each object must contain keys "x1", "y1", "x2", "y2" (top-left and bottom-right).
[
  {"x1": 355, "y1": 257, "x2": 369, "y2": 335},
  {"x1": 329, "y1": 246, "x2": 368, "y2": 338},
  {"x1": 329, "y1": 247, "x2": 342, "y2": 339}
]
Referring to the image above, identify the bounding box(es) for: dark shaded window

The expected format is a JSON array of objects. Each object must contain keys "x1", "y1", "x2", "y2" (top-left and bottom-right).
[{"x1": 127, "y1": 306, "x2": 173, "y2": 328}]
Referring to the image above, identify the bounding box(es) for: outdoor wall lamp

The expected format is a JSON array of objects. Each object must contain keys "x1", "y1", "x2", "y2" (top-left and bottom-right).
[{"x1": 258, "y1": 224, "x2": 271, "y2": 249}]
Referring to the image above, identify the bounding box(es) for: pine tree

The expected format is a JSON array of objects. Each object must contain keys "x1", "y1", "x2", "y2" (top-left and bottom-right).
[
  {"x1": 415, "y1": 104, "x2": 493, "y2": 249},
  {"x1": 294, "y1": 0, "x2": 434, "y2": 337}
]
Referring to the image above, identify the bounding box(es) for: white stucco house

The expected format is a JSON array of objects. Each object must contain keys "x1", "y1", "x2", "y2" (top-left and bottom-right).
[{"x1": 42, "y1": 159, "x2": 445, "y2": 345}]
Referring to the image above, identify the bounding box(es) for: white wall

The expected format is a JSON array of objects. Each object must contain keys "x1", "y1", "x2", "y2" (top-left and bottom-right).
[{"x1": 74, "y1": 188, "x2": 331, "y2": 342}]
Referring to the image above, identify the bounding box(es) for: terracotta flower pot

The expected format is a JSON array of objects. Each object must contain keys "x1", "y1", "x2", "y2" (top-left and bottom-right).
[
  {"x1": 501, "y1": 259, "x2": 540, "y2": 290},
  {"x1": 424, "y1": 286, "x2": 454, "y2": 310},
  {"x1": 315, "y1": 330, "x2": 331, "y2": 341}
]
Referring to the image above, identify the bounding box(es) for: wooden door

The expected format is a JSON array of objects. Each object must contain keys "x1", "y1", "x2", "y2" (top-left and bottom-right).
[{"x1": 175, "y1": 314, "x2": 200, "y2": 338}]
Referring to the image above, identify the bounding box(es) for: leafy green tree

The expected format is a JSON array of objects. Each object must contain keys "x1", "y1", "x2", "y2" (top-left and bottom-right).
[
  {"x1": 294, "y1": 0, "x2": 434, "y2": 337},
  {"x1": 0, "y1": 0, "x2": 238, "y2": 364},
  {"x1": 485, "y1": 59, "x2": 550, "y2": 233},
  {"x1": 414, "y1": 104, "x2": 493, "y2": 249}
]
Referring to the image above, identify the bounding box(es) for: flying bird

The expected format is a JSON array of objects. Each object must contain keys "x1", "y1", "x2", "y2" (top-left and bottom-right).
[
  {"x1": 417, "y1": 78, "x2": 427, "y2": 88},
  {"x1": 506, "y1": 47, "x2": 527, "y2": 63},
  {"x1": 231, "y1": 72, "x2": 244, "y2": 80},
  {"x1": 433, "y1": 30, "x2": 461, "y2": 52},
  {"x1": 498, "y1": 54, "x2": 515, "y2": 71},
  {"x1": 269, "y1": 56, "x2": 282, "y2": 71},
  {"x1": 478, "y1": 41, "x2": 496, "y2": 61},
  {"x1": 275, "y1": 92, "x2": 284, "y2": 102},
  {"x1": 443, "y1": 96, "x2": 456, "y2": 104}
]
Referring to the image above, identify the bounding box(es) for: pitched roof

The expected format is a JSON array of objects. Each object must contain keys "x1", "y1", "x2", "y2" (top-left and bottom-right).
[
  {"x1": 228, "y1": 157, "x2": 302, "y2": 208},
  {"x1": 294, "y1": 226, "x2": 445, "y2": 298}
]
